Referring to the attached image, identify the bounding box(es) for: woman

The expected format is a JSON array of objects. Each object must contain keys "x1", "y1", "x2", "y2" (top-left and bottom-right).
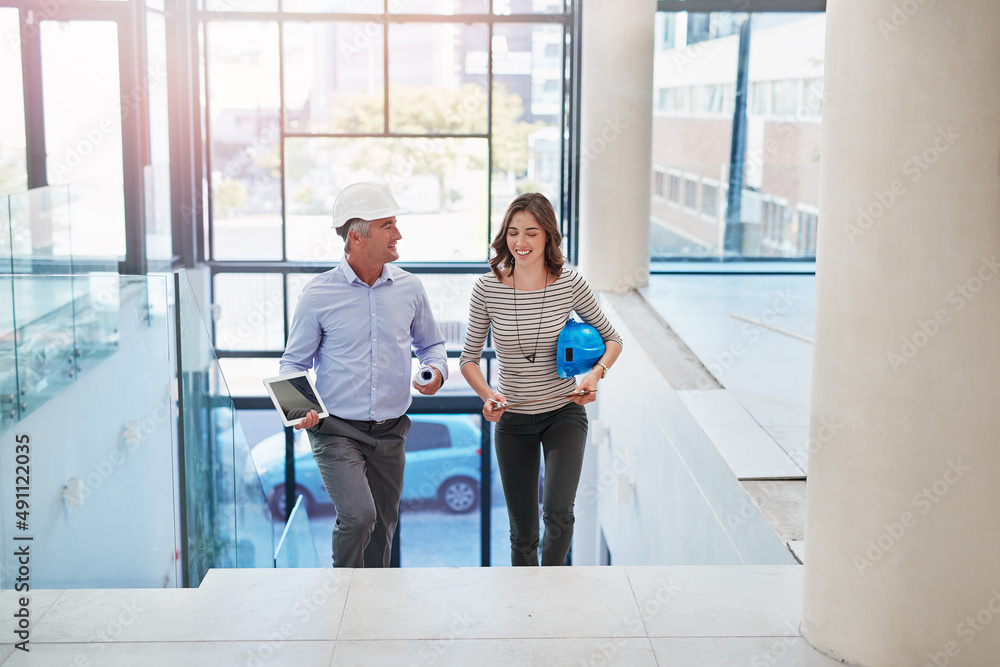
[{"x1": 460, "y1": 193, "x2": 622, "y2": 566}]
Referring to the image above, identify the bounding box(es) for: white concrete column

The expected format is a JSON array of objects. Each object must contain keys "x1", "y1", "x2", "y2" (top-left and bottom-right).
[
  {"x1": 804, "y1": 2, "x2": 1000, "y2": 665},
  {"x1": 577, "y1": 0, "x2": 655, "y2": 293}
]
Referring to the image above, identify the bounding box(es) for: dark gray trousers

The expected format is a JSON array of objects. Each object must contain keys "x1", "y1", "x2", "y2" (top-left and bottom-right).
[
  {"x1": 494, "y1": 402, "x2": 589, "y2": 566},
  {"x1": 306, "y1": 415, "x2": 410, "y2": 568}
]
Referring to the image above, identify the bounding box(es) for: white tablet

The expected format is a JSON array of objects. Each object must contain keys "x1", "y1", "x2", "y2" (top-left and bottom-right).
[{"x1": 262, "y1": 372, "x2": 330, "y2": 427}]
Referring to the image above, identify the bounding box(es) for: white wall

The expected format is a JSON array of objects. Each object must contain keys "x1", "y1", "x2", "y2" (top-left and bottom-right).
[
  {"x1": 581, "y1": 297, "x2": 794, "y2": 566},
  {"x1": 0, "y1": 278, "x2": 177, "y2": 588}
]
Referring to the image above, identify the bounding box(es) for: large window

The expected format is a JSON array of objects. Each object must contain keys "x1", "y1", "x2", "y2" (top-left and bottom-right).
[
  {"x1": 651, "y1": 7, "x2": 825, "y2": 261},
  {"x1": 203, "y1": 9, "x2": 571, "y2": 266},
  {"x1": 202, "y1": 2, "x2": 578, "y2": 566},
  {"x1": 1, "y1": 0, "x2": 170, "y2": 272}
]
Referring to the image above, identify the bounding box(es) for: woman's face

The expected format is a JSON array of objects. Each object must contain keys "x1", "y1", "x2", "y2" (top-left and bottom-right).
[{"x1": 506, "y1": 210, "x2": 547, "y2": 270}]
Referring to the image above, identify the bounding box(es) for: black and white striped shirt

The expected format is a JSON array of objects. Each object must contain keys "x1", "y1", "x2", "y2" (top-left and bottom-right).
[{"x1": 460, "y1": 268, "x2": 623, "y2": 414}]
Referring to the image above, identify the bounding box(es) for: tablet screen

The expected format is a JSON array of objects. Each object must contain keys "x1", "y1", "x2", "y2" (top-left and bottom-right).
[{"x1": 263, "y1": 373, "x2": 329, "y2": 426}]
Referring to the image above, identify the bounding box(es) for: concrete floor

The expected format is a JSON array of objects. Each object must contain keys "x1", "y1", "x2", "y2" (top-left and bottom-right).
[
  {"x1": 641, "y1": 273, "x2": 815, "y2": 474},
  {"x1": 0, "y1": 566, "x2": 842, "y2": 666},
  {"x1": 641, "y1": 273, "x2": 815, "y2": 561}
]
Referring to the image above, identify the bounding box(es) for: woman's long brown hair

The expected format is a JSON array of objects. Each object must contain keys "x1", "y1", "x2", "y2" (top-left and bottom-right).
[{"x1": 489, "y1": 193, "x2": 565, "y2": 281}]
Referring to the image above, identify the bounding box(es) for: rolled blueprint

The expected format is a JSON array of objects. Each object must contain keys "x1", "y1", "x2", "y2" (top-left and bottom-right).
[{"x1": 413, "y1": 365, "x2": 435, "y2": 386}]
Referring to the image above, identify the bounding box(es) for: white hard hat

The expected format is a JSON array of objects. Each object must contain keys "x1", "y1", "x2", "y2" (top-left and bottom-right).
[{"x1": 331, "y1": 181, "x2": 409, "y2": 230}]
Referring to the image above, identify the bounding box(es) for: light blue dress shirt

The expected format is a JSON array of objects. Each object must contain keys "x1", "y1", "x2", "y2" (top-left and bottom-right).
[{"x1": 279, "y1": 260, "x2": 448, "y2": 422}]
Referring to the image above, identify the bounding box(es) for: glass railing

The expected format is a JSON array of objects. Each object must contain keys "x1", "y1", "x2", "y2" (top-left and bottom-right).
[
  {"x1": 650, "y1": 163, "x2": 820, "y2": 261},
  {"x1": 0, "y1": 196, "x2": 11, "y2": 274},
  {"x1": 175, "y1": 270, "x2": 275, "y2": 586},
  {"x1": 2, "y1": 178, "x2": 125, "y2": 274},
  {"x1": 1, "y1": 170, "x2": 174, "y2": 274},
  {"x1": 0, "y1": 269, "x2": 306, "y2": 589},
  {"x1": 274, "y1": 495, "x2": 319, "y2": 568},
  {"x1": 0, "y1": 274, "x2": 176, "y2": 588},
  {"x1": 1, "y1": 274, "x2": 124, "y2": 429}
]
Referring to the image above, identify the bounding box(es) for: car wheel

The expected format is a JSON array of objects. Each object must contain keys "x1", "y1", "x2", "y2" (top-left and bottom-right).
[
  {"x1": 268, "y1": 484, "x2": 314, "y2": 519},
  {"x1": 439, "y1": 476, "x2": 479, "y2": 513}
]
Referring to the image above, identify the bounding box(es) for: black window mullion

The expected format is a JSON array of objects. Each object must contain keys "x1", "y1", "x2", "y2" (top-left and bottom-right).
[
  {"x1": 20, "y1": 9, "x2": 46, "y2": 190},
  {"x1": 558, "y1": 20, "x2": 567, "y2": 253},
  {"x1": 209, "y1": 264, "x2": 217, "y2": 350},
  {"x1": 190, "y1": 11, "x2": 570, "y2": 23},
  {"x1": 203, "y1": 21, "x2": 215, "y2": 262},
  {"x1": 566, "y1": 0, "x2": 581, "y2": 264},
  {"x1": 383, "y1": 10, "x2": 390, "y2": 136},
  {"x1": 282, "y1": 132, "x2": 489, "y2": 139},
  {"x1": 120, "y1": 3, "x2": 149, "y2": 275},
  {"x1": 485, "y1": 20, "x2": 493, "y2": 262},
  {"x1": 281, "y1": 271, "x2": 290, "y2": 346},
  {"x1": 193, "y1": 21, "x2": 207, "y2": 265},
  {"x1": 658, "y1": 0, "x2": 825, "y2": 10},
  {"x1": 278, "y1": 19, "x2": 288, "y2": 262}
]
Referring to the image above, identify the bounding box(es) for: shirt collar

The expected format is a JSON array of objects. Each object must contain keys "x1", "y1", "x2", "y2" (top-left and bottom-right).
[{"x1": 339, "y1": 257, "x2": 397, "y2": 287}]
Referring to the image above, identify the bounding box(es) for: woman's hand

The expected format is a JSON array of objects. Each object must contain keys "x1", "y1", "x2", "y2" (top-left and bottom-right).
[
  {"x1": 568, "y1": 370, "x2": 600, "y2": 406},
  {"x1": 483, "y1": 392, "x2": 509, "y2": 422}
]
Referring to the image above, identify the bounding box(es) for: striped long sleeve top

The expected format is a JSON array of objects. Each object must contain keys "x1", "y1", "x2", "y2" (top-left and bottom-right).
[{"x1": 460, "y1": 268, "x2": 623, "y2": 414}]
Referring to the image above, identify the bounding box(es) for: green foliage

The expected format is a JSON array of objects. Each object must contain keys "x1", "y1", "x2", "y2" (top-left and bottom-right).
[
  {"x1": 491, "y1": 85, "x2": 541, "y2": 174},
  {"x1": 250, "y1": 143, "x2": 281, "y2": 178},
  {"x1": 212, "y1": 178, "x2": 249, "y2": 218},
  {"x1": 291, "y1": 184, "x2": 314, "y2": 205},
  {"x1": 314, "y1": 84, "x2": 541, "y2": 211}
]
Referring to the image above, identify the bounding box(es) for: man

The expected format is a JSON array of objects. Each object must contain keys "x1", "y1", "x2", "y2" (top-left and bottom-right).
[{"x1": 279, "y1": 181, "x2": 447, "y2": 568}]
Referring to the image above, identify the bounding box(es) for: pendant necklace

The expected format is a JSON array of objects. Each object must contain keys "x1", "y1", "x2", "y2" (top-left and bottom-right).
[{"x1": 511, "y1": 270, "x2": 547, "y2": 363}]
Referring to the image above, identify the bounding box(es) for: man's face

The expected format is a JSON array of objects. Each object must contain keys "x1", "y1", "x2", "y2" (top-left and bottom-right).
[{"x1": 352, "y1": 216, "x2": 402, "y2": 265}]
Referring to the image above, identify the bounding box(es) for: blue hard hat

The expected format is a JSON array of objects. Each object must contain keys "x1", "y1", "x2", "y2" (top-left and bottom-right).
[{"x1": 557, "y1": 318, "x2": 606, "y2": 378}]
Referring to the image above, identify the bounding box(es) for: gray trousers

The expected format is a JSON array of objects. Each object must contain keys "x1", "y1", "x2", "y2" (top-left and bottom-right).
[
  {"x1": 494, "y1": 402, "x2": 589, "y2": 566},
  {"x1": 306, "y1": 415, "x2": 410, "y2": 568}
]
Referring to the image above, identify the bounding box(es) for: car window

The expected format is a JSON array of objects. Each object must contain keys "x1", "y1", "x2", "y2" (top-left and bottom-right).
[
  {"x1": 294, "y1": 432, "x2": 311, "y2": 457},
  {"x1": 405, "y1": 421, "x2": 450, "y2": 452}
]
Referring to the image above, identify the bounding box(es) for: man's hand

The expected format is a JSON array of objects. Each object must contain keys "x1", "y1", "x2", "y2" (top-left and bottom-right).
[
  {"x1": 293, "y1": 409, "x2": 320, "y2": 430},
  {"x1": 413, "y1": 368, "x2": 444, "y2": 395}
]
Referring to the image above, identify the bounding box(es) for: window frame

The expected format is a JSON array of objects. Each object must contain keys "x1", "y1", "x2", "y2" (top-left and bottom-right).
[
  {"x1": 652, "y1": 0, "x2": 824, "y2": 267},
  {"x1": 699, "y1": 177, "x2": 719, "y2": 222},
  {"x1": 666, "y1": 168, "x2": 682, "y2": 207},
  {"x1": 653, "y1": 166, "x2": 666, "y2": 202},
  {"x1": 194, "y1": 4, "x2": 580, "y2": 569},
  {"x1": 682, "y1": 172, "x2": 699, "y2": 213}
]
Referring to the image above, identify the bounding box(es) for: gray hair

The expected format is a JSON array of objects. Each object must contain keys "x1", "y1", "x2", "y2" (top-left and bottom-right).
[{"x1": 338, "y1": 218, "x2": 371, "y2": 255}]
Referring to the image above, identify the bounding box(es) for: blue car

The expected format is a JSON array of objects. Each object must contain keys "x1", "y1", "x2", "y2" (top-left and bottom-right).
[{"x1": 251, "y1": 414, "x2": 485, "y2": 516}]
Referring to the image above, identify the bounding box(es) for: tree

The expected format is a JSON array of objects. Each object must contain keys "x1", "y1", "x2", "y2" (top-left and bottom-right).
[
  {"x1": 212, "y1": 178, "x2": 249, "y2": 219},
  {"x1": 322, "y1": 84, "x2": 540, "y2": 212},
  {"x1": 491, "y1": 84, "x2": 539, "y2": 175}
]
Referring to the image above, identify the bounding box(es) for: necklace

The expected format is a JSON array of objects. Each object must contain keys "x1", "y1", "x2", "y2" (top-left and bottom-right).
[{"x1": 511, "y1": 270, "x2": 547, "y2": 363}]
